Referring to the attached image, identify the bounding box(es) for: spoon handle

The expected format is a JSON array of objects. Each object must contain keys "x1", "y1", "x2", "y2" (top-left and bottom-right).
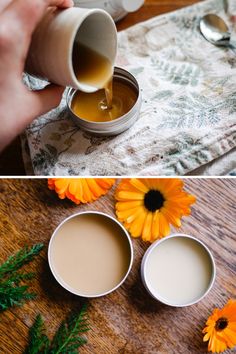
[{"x1": 224, "y1": 0, "x2": 229, "y2": 14}]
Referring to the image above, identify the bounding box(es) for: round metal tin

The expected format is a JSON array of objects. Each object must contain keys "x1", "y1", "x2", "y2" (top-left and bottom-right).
[
  {"x1": 141, "y1": 233, "x2": 216, "y2": 307},
  {"x1": 48, "y1": 211, "x2": 134, "y2": 298},
  {"x1": 67, "y1": 67, "x2": 141, "y2": 136}
]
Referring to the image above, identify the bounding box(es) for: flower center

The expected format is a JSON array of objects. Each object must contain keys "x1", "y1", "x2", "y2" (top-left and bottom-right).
[
  {"x1": 144, "y1": 190, "x2": 165, "y2": 212},
  {"x1": 215, "y1": 317, "x2": 228, "y2": 331}
]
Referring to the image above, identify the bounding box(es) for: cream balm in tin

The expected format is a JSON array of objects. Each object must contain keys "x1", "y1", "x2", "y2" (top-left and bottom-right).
[
  {"x1": 67, "y1": 67, "x2": 141, "y2": 136},
  {"x1": 48, "y1": 211, "x2": 133, "y2": 298},
  {"x1": 141, "y1": 234, "x2": 216, "y2": 307}
]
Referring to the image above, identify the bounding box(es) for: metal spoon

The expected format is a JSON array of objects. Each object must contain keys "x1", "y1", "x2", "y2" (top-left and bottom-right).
[{"x1": 199, "y1": 14, "x2": 232, "y2": 47}]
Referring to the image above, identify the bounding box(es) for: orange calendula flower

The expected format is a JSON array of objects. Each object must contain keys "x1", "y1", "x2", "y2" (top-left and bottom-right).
[
  {"x1": 115, "y1": 178, "x2": 196, "y2": 242},
  {"x1": 203, "y1": 299, "x2": 236, "y2": 353},
  {"x1": 48, "y1": 178, "x2": 115, "y2": 204}
]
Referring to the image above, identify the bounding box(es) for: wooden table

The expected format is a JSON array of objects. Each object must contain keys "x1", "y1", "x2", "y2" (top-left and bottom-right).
[
  {"x1": 0, "y1": 0, "x2": 201, "y2": 176},
  {"x1": 0, "y1": 178, "x2": 235, "y2": 353}
]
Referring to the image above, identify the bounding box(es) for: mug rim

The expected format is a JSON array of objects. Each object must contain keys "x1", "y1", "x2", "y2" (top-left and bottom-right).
[
  {"x1": 141, "y1": 233, "x2": 216, "y2": 307},
  {"x1": 48, "y1": 210, "x2": 134, "y2": 298}
]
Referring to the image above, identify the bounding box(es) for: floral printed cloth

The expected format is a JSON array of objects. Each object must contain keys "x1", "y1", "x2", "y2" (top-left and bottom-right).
[{"x1": 22, "y1": 0, "x2": 236, "y2": 175}]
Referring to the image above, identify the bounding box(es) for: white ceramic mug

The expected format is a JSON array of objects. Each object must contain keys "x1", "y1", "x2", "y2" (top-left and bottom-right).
[
  {"x1": 74, "y1": 0, "x2": 145, "y2": 22},
  {"x1": 25, "y1": 7, "x2": 117, "y2": 92}
]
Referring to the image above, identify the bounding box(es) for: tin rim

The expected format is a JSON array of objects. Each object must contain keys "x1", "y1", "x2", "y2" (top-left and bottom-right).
[
  {"x1": 141, "y1": 233, "x2": 216, "y2": 307},
  {"x1": 66, "y1": 66, "x2": 141, "y2": 126},
  {"x1": 48, "y1": 211, "x2": 134, "y2": 298}
]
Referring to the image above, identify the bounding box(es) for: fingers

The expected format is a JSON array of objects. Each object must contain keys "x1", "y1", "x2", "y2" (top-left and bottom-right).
[
  {"x1": 25, "y1": 84, "x2": 64, "y2": 124},
  {"x1": 55, "y1": 0, "x2": 74, "y2": 8},
  {"x1": 3, "y1": 0, "x2": 74, "y2": 36},
  {"x1": 0, "y1": 0, "x2": 13, "y2": 13},
  {"x1": 0, "y1": 0, "x2": 74, "y2": 70}
]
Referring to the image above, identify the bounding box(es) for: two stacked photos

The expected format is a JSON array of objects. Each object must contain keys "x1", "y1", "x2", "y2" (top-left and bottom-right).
[{"x1": 0, "y1": 0, "x2": 235, "y2": 353}]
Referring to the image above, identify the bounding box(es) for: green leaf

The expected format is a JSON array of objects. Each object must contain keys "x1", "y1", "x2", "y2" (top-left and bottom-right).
[
  {"x1": 24, "y1": 305, "x2": 90, "y2": 354},
  {"x1": 0, "y1": 244, "x2": 44, "y2": 278},
  {"x1": 152, "y1": 90, "x2": 173, "y2": 101},
  {"x1": 0, "y1": 244, "x2": 43, "y2": 312},
  {"x1": 24, "y1": 315, "x2": 49, "y2": 354},
  {"x1": 0, "y1": 285, "x2": 36, "y2": 312},
  {"x1": 151, "y1": 58, "x2": 201, "y2": 87},
  {"x1": 50, "y1": 304, "x2": 89, "y2": 354}
]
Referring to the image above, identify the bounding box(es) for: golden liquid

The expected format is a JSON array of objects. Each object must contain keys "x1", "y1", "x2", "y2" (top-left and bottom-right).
[
  {"x1": 73, "y1": 43, "x2": 113, "y2": 90},
  {"x1": 50, "y1": 214, "x2": 131, "y2": 296},
  {"x1": 105, "y1": 77, "x2": 113, "y2": 110},
  {"x1": 72, "y1": 43, "x2": 138, "y2": 120},
  {"x1": 71, "y1": 79, "x2": 138, "y2": 122}
]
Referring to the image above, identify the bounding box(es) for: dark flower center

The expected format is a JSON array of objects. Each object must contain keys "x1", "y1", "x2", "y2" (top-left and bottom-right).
[
  {"x1": 215, "y1": 317, "x2": 228, "y2": 331},
  {"x1": 144, "y1": 190, "x2": 165, "y2": 212}
]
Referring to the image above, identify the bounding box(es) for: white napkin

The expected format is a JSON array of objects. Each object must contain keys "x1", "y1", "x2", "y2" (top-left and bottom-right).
[{"x1": 22, "y1": 0, "x2": 236, "y2": 175}]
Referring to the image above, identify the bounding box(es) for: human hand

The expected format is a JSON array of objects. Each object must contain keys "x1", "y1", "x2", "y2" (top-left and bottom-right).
[{"x1": 0, "y1": 0, "x2": 74, "y2": 152}]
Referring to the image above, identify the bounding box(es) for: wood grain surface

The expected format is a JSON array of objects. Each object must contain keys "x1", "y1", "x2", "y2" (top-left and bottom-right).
[
  {"x1": 0, "y1": 178, "x2": 235, "y2": 353},
  {"x1": 0, "y1": 0, "x2": 201, "y2": 176}
]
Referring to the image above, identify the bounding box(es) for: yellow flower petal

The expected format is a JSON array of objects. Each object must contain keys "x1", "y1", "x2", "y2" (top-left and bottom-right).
[
  {"x1": 129, "y1": 178, "x2": 149, "y2": 193},
  {"x1": 128, "y1": 209, "x2": 148, "y2": 238},
  {"x1": 158, "y1": 178, "x2": 183, "y2": 196},
  {"x1": 86, "y1": 178, "x2": 104, "y2": 197},
  {"x1": 116, "y1": 206, "x2": 141, "y2": 221},
  {"x1": 116, "y1": 191, "x2": 144, "y2": 201},
  {"x1": 115, "y1": 178, "x2": 195, "y2": 242},
  {"x1": 142, "y1": 212, "x2": 153, "y2": 242},
  {"x1": 48, "y1": 178, "x2": 114, "y2": 204},
  {"x1": 151, "y1": 211, "x2": 160, "y2": 242},
  {"x1": 161, "y1": 207, "x2": 181, "y2": 228},
  {"x1": 97, "y1": 178, "x2": 115, "y2": 189},
  {"x1": 159, "y1": 212, "x2": 170, "y2": 238},
  {"x1": 116, "y1": 200, "x2": 143, "y2": 211},
  {"x1": 203, "y1": 299, "x2": 236, "y2": 353}
]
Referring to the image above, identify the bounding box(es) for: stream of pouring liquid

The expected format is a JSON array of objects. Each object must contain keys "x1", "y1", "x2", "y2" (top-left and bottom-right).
[
  {"x1": 73, "y1": 43, "x2": 114, "y2": 110},
  {"x1": 71, "y1": 79, "x2": 138, "y2": 122},
  {"x1": 72, "y1": 43, "x2": 138, "y2": 122},
  {"x1": 104, "y1": 78, "x2": 113, "y2": 110}
]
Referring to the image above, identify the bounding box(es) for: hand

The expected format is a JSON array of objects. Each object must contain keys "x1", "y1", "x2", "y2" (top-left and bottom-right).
[{"x1": 0, "y1": 0, "x2": 74, "y2": 152}]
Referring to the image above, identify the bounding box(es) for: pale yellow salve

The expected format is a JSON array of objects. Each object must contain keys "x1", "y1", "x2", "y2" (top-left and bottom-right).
[{"x1": 146, "y1": 237, "x2": 213, "y2": 305}]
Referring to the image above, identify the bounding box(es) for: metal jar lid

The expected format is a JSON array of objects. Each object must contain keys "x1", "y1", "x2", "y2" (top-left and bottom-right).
[{"x1": 66, "y1": 67, "x2": 142, "y2": 136}]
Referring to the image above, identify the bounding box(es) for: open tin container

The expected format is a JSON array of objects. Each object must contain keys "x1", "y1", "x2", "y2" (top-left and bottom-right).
[
  {"x1": 141, "y1": 234, "x2": 216, "y2": 307},
  {"x1": 48, "y1": 211, "x2": 134, "y2": 298},
  {"x1": 67, "y1": 67, "x2": 142, "y2": 136}
]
